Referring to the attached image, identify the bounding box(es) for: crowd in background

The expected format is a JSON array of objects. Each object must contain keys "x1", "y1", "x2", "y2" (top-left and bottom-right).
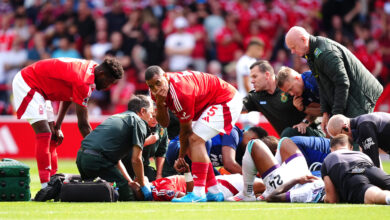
[{"x1": 0, "y1": 0, "x2": 389, "y2": 116}]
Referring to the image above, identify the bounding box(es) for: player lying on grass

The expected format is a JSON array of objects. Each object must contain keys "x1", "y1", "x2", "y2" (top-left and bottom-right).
[
  {"x1": 322, "y1": 134, "x2": 390, "y2": 204},
  {"x1": 227, "y1": 138, "x2": 324, "y2": 202},
  {"x1": 129, "y1": 159, "x2": 265, "y2": 201},
  {"x1": 163, "y1": 126, "x2": 269, "y2": 177}
]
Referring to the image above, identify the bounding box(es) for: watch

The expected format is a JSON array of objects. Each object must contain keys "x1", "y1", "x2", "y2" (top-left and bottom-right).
[{"x1": 302, "y1": 118, "x2": 310, "y2": 124}]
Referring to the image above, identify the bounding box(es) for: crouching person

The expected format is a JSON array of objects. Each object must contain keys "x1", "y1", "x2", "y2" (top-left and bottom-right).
[{"x1": 76, "y1": 95, "x2": 154, "y2": 201}]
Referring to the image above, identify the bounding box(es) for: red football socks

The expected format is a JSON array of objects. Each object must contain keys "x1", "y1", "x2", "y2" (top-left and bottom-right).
[
  {"x1": 35, "y1": 132, "x2": 51, "y2": 184},
  {"x1": 206, "y1": 163, "x2": 219, "y2": 193},
  {"x1": 49, "y1": 142, "x2": 58, "y2": 176},
  {"x1": 192, "y1": 162, "x2": 208, "y2": 187}
]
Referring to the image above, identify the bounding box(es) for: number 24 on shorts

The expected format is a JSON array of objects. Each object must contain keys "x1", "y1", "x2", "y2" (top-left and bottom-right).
[{"x1": 268, "y1": 174, "x2": 283, "y2": 189}]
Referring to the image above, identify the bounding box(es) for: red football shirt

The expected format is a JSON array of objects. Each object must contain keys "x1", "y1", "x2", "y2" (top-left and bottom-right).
[
  {"x1": 21, "y1": 58, "x2": 97, "y2": 107},
  {"x1": 153, "y1": 71, "x2": 236, "y2": 123},
  {"x1": 151, "y1": 175, "x2": 187, "y2": 201}
]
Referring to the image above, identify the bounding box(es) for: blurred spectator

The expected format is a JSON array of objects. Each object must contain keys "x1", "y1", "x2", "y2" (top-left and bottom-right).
[
  {"x1": 26, "y1": 31, "x2": 50, "y2": 65},
  {"x1": 186, "y1": 11, "x2": 207, "y2": 72},
  {"x1": 104, "y1": 1, "x2": 127, "y2": 34},
  {"x1": 207, "y1": 60, "x2": 222, "y2": 78},
  {"x1": 204, "y1": 0, "x2": 224, "y2": 60},
  {"x1": 90, "y1": 30, "x2": 112, "y2": 63},
  {"x1": 165, "y1": 16, "x2": 195, "y2": 71},
  {"x1": 235, "y1": 40, "x2": 264, "y2": 97},
  {"x1": 215, "y1": 13, "x2": 242, "y2": 70},
  {"x1": 13, "y1": 13, "x2": 30, "y2": 42},
  {"x1": 142, "y1": 23, "x2": 165, "y2": 66},
  {"x1": 51, "y1": 35, "x2": 81, "y2": 58},
  {"x1": 75, "y1": 1, "x2": 95, "y2": 46}
]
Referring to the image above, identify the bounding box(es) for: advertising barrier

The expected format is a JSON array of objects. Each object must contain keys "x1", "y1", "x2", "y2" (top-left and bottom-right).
[{"x1": 0, "y1": 115, "x2": 278, "y2": 159}]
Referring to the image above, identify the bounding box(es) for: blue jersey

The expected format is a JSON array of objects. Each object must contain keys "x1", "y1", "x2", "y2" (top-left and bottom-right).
[
  {"x1": 209, "y1": 126, "x2": 243, "y2": 167},
  {"x1": 290, "y1": 136, "x2": 330, "y2": 169},
  {"x1": 301, "y1": 71, "x2": 320, "y2": 106}
]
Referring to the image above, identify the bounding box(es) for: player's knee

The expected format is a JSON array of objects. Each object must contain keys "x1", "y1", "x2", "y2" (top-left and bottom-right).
[
  {"x1": 188, "y1": 133, "x2": 205, "y2": 146},
  {"x1": 364, "y1": 186, "x2": 381, "y2": 204}
]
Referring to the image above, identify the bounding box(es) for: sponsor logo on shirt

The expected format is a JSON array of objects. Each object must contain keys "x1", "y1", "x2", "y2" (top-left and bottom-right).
[
  {"x1": 362, "y1": 137, "x2": 375, "y2": 150},
  {"x1": 314, "y1": 48, "x2": 322, "y2": 58},
  {"x1": 160, "y1": 128, "x2": 164, "y2": 137},
  {"x1": 180, "y1": 112, "x2": 191, "y2": 120},
  {"x1": 280, "y1": 92, "x2": 288, "y2": 103}
]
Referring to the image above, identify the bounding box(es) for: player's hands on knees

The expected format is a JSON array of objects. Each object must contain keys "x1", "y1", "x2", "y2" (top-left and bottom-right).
[
  {"x1": 297, "y1": 175, "x2": 319, "y2": 184},
  {"x1": 293, "y1": 122, "x2": 309, "y2": 134},
  {"x1": 174, "y1": 158, "x2": 187, "y2": 173},
  {"x1": 52, "y1": 129, "x2": 64, "y2": 146}
]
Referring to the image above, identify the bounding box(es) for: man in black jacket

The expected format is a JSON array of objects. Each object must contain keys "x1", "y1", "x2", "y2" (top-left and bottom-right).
[{"x1": 285, "y1": 26, "x2": 383, "y2": 136}]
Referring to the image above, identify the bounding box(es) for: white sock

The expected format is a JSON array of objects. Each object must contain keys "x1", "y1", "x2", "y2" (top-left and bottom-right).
[
  {"x1": 385, "y1": 194, "x2": 390, "y2": 205},
  {"x1": 41, "y1": 182, "x2": 48, "y2": 188},
  {"x1": 242, "y1": 146, "x2": 257, "y2": 196},
  {"x1": 193, "y1": 186, "x2": 206, "y2": 197},
  {"x1": 207, "y1": 185, "x2": 220, "y2": 194}
]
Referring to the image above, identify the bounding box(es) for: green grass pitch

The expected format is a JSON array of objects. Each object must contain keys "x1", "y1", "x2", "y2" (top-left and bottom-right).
[{"x1": 1, "y1": 159, "x2": 390, "y2": 219}]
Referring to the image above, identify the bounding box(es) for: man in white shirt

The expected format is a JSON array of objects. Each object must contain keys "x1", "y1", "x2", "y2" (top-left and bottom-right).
[
  {"x1": 165, "y1": 17, "x2": 195, "y2": 71},
  {"x1": 236, "y1": 40, "x2": 264, "y2": 97}
]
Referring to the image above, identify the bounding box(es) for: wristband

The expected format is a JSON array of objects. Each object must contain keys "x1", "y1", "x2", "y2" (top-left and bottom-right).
[{"x1": 184, "y1": 172, "x2": 193, "y2": 182}]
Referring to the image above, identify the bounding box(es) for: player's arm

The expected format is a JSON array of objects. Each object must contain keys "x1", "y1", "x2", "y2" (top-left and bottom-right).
[
  {"x1": 153, "y1": 82, "x2": 170, "y2": 127},
  {"x1": 320, "y1": 51, "x2": 349, "y2": 115},
  {"x1": 266, "y1": 175, "x2": 318, "y2": 202},
  {"x1": 178, "y1": 121, "x2": 192, "y2": 159},
  {"x1": 323, "y1": 175, "x2": 339, "y2": 203},
  {"x1": 51, "y1": 101, "x2": 72, "y2": 145},
  {"x1": 131, "y1": 145, "x2": 145, "y2": 186},
  {"x1": 177, "y1": 158, "x2": 194, "y2": 193},
  {"x1": 222, "y1": 146, "x2": 242, "y2": 174},
  {"x1": 117, "y1": 160, "x2": 133, "y2": 183},
  {"x1": 304, "y1": 102, "x2": 322, "y2": 117},
  {"x1": 75, "y1": 104, "x2": 92, "y2": 137},
  {"x1": 155, "y1": 156, "x2": 164, "y2": 179},
  {"x1": 358, "y1": 123, "x2": 381, "y2": 167}
]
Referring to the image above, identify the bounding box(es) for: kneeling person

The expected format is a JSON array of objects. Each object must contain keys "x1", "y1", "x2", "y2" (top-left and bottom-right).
[{"x1": 76, "y1": 95, "x2": 154, "y2": 201}]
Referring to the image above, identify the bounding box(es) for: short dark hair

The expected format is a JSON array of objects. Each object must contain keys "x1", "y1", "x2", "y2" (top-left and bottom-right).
[
  {"x1": 145, "y1": 65, "x2": 163, "y2": 81},
  {"x1": 127, "y1": 95, "x2": 151, "y2": 113},
  {"x1": 96, "y1": 57, "x2": 124, "y2": 80},
  {"x1": 249, "y1": 60, "x2": 274, "y2": 75},
  {"x1": 330, "y1": 134, "x2": 353, "y2": 148},
  {"x1": 248, "y1": 126, "x2": 268, "y2": 139}
]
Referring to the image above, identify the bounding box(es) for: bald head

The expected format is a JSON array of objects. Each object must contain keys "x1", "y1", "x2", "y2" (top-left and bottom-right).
[
  {"x1": 285, "y1": 26, "x2": 311, "y2": 57},
  {"x1": 327, "y1": 114, "x2": 350, "y2": 137}
]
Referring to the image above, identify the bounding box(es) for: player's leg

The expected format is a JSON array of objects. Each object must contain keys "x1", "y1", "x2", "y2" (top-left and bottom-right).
[
  {"x1": 12, "y1": 71, "x2": 52, "y2": 188},
  {"x1": 227, "y1": 139, "x2": 277, "y2": 201},
  {"x1": 279, "y1": 138, "x2": 310, "y2": 177},
  {"x1": 49, "y1": 144, "x2": 58, "y2": 176},
  {"x1": 46, "y1": 101, "x2": 58, "y2": 177},
  {"x1": 31, "y1": 120, "x2": 52, "y2": 188},
  {"x1": 364, "y1": 186, "x2": 390, "y2": 205}
]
